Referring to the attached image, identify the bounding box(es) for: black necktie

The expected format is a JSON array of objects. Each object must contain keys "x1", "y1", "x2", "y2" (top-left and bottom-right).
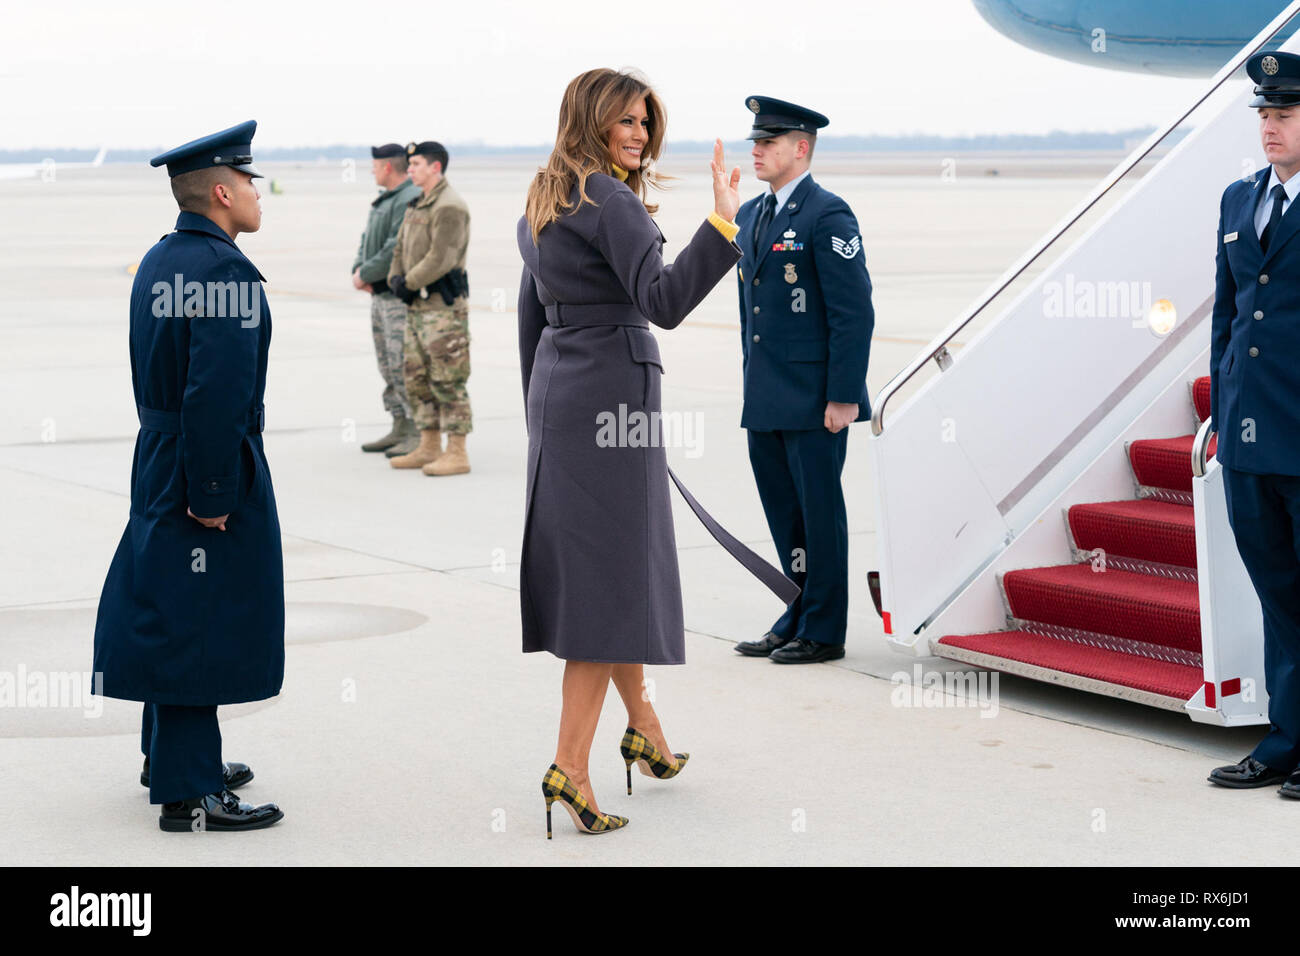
[
  {"x1": 1261, "y1": 183, "x2": 1287, "y2": 254},
  {"x1": 753, "y1": 193, "x2": 776, "y2": 248}
]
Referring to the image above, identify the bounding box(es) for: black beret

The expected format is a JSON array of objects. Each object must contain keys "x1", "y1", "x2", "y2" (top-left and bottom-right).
[
  {"x1": 371, "y1": 143, "x2": 405, "y2": 159},
  {"x1": 406, "y1": 141, "x2": 449, "y2": 164}
]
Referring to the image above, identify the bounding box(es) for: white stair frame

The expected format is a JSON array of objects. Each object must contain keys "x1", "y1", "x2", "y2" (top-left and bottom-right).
[
  {"x1": 918, "y1": 353, "x2": 1264, "y2": 723},
  {"x1": 868, "y1": 12, "x2": 1300, "y2": 723},
  {"x1": 1189, "y1": 449, "x2": 1269, "y2": 725}
]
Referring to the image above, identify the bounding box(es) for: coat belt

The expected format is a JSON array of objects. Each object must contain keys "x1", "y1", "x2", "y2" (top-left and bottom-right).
[
  {"x1": 545, "y1": 303, "x2": 647, "y2": 328},
  {"x1": 667, "y1": 467, "x2": 801, "y2": 606},
  {"x1": 136, "y1": 404, "x2": 266, "y2": 435}
]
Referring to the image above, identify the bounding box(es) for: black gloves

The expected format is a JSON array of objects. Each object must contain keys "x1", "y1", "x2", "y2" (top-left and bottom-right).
[{"x1": 390, "y1": 274, "x2": 417, "y2": 305}]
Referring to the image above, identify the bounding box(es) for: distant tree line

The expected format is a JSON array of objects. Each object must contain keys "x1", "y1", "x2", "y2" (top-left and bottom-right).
[{"x1": 2, "y1": 128, "x2": 1173, "y2": 164}]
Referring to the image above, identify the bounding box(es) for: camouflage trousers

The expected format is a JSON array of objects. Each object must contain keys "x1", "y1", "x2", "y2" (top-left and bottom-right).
[
  {"x1": 370, "y1": 291, "x2": 411, "y2": 419},
  {"x1": 403, "y1": 300, "x2": 472, "y2": 434}
]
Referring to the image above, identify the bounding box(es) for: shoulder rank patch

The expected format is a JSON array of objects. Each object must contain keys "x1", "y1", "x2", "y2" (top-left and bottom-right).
[{"x1": 831, "y1": 235, "x2": 861, "y2": 259}]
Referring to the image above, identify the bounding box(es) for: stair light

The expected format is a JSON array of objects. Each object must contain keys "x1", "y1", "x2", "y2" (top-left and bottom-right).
[{"x1": 1147, "y1": 298, "x2": 1177, "y2": 337}]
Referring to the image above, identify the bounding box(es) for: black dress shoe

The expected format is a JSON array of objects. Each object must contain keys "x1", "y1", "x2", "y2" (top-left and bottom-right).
[
  {"x1": 1207, "y1": 755, "x2": 1290, "y2": 789},
  {"x1": 1279, "y1": 769, "x2": 1300, "y2": 799},
  {"x1": 141, "y1": 757, "x2": 254, "y2": 791},
  {"x1": 769, "y1": 638, "x2": 846, "y2": 664},
  {"x1": 159, "y1": 790, "x2": 284, "y2": 832},
  {"x1": 735, "y1": 631, "x2": 793, "y2": 657}
]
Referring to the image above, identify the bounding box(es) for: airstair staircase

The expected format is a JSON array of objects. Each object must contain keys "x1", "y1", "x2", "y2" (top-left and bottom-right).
[
  {"x1": 934, "y1": 378, "x2": 1215, "y2": 710},
  {"x1": 867, "y1": 7, "x2": 1300, "y2": 726}
]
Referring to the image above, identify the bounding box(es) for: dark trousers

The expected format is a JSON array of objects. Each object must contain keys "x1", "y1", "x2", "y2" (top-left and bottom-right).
[
  {"x1": 1222, "y1": 466, "x2": 1300, "y2": 772},
  {"x1": 140, "y1": 703, "x2": 223, "y2": 804},
  {"x1": 747, "y1": 426, "x2": 850, "y2": 645}
]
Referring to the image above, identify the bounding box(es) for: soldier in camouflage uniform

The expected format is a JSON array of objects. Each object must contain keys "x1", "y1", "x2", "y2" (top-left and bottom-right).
[
  {"x1": 352, "y1": 143, "x2": 422, "y2": 456},
  {"x1": 388, "y1": 141, "x2": 473, "y2": 476}
]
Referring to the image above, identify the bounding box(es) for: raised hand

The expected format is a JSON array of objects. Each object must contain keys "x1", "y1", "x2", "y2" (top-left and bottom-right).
[{"x1": 710, "y1": 138, "x2": 741, "y2": 222}]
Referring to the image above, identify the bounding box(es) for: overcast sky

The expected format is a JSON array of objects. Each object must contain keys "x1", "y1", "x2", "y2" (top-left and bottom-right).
[{"x1": 2, "y1": 0, "x2": 1214, "y2": 149}]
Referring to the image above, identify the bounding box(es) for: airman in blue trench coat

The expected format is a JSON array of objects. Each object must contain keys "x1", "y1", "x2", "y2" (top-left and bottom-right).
[
  {"x1": 1207, "y1": 53, "x2": 1300, "y2": 797},
  {"x1": 731, "y1": 97, "x2": 874, "y2": 665},
  {"x1": 92, "y1": 121, "x2": 285, "y2": 831}
]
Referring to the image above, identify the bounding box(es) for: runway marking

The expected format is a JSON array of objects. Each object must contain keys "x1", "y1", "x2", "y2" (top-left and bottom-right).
[{"x1": 259, "y1": 291, "x2": 967, "y2": 349}]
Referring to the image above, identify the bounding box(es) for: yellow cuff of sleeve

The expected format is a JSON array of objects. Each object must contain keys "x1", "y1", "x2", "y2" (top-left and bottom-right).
[{"x1": 708, "y1": 211, "x2": 740, "y2": 242}]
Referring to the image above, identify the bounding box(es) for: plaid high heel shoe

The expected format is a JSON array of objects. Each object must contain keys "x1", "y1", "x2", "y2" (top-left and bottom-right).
[
  {"x1": 620, "y1": 727, "x2": 690, "y2": 794},
  {"x1": 542, "y1": 764, "x2": 629, "y2": 839}
]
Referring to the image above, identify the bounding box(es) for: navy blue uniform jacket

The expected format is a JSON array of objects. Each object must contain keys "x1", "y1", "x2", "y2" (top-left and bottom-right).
[
  {"x1": 93, "y1": 212, "x2": 285, "y2": 706},
  {"x1": 1212, "y1": 168, "x2": 1300, "y2": 476},
  {"x1": 735, "y1": 175, "x2": 873, "y2": 431}
]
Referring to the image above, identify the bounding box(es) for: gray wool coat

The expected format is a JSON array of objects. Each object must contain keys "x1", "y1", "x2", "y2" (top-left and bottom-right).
[{"x1": 516, "y1": 172, "x2": 752, "y2": 664}]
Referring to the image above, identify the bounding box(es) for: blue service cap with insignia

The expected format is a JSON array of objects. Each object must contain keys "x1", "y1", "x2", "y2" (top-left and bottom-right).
[
  {"x1": 1248, "y1": 52, "x2": 1300, "y2": 108},
  {"x1": 371, "y1": 143, "x2": 405, "y2": 159},
  {"x1": 744, "y1": 95, "x2": 829, "y2": 141},
  {"x1": 150, "y1": 120, "x2": 263, "y2": 179}
]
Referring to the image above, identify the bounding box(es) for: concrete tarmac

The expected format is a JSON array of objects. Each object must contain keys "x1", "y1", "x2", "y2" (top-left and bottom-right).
[{"x1": 0, "y1": 156, "x2": 1272, "y2": 865}]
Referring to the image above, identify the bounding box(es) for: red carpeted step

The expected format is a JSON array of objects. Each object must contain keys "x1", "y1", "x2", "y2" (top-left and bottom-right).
[
  {"x1": 1128, "y1": 434, "x2": 1217, "y2": 492},
  {"x1": 1068, "y1": 499, "x2": 1197, "y2": 568},
  {"x1": 1193, "y1": 376, "x2": 1211, "y2": 423},
  {"x1": 1003, "y1": 563, "x2": 1200, "y2": 652},
  {"x1": 936, "y1": 630, "x2": 1202, "y2": 700}
]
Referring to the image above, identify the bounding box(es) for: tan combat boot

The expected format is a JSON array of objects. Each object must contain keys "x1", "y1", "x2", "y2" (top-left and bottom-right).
[
  {"x1": 390, "y1": 429, "x2": 443, "y2": 469},
  {"x1": 424, "y1": 433, "x2": 469, "y2": 476}
]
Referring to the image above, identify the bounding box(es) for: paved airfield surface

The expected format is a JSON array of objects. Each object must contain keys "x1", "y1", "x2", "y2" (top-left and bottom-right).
[{"x1": 0, "y1": 154, "x2": 1272, "y2": 865}]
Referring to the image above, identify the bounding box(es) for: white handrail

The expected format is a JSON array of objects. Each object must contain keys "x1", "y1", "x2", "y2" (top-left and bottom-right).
[{"x1": 1192, "y1": 417, "x2": 1216, "y2": 477}]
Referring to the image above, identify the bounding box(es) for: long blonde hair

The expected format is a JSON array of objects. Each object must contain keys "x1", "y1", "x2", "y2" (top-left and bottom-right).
[{"x1": 524, "y1": 68, "x2": 669, "y2": 243}]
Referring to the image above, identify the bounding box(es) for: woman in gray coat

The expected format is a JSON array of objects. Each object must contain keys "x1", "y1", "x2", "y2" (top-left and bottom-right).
[{"x1": 517, "y1": 68, "x2": 797, "y2": 837}]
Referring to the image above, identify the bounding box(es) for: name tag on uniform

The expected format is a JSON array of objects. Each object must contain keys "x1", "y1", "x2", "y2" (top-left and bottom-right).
[{"x1": 1225, "y1": 232, "x2": 1239, "y2": 243}]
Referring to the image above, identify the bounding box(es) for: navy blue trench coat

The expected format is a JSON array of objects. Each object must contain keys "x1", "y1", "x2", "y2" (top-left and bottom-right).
[{"x1": 93, "y1": 212, "x2": 284, "y2": 706}]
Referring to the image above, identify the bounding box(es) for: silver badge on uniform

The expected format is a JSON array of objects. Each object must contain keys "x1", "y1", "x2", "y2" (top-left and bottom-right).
[
  {"x1": 748, "y1": 98, "x2": 760, "y2": 113},
  {"x1": 1264, "y1": 55, "x2": 1280, "y2": 75},
  {"x1": 784, "y1": 263, "x2": 798, "y2": 284}
]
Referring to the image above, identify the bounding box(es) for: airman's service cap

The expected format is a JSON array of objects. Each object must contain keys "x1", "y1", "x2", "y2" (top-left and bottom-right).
[
  {"x1": 1248, "y1": 52, "x2": 1300, "y2": 108},
  {"x1": 371, "y1": 143, "x2": 405, "y2": 159},
  {"x1": 150, "y1": 120, "x2": 262, "y2": 179},
  {"x1": 744, "y1": 96, "x2": 829, "y2": 141}
]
